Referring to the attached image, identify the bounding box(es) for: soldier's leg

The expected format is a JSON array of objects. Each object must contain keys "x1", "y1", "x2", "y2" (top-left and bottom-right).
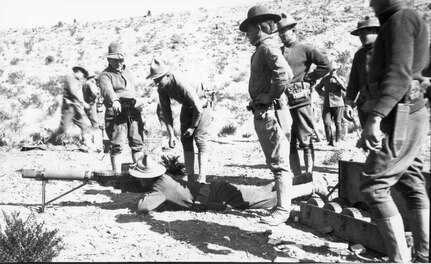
[
  {"x1": 322, "y1": 106, "x2": 333, "y2": 145},
  {"x1": 180, "y1": 106, "x2": 195, "y2": 182},
  {"x1": 194, "y1": 107, "x2": 212, "y2": 183},
  {"x1": 73, "y1": 105, "x2": 94, "y2": 151},
  {"x1": 333, "y1": 106, "x2": 344, "y2": 142},
  {"x1": 105, "y1": 109, "x2": 126, "y2": 173},
  {"x1": 296, "y1": 105, "x2": 315, "y2": 174},
  {"x1": 47, "y1": 102, "x2": 74, "y2": 145},
  {"x1": 254, "y1": 110, "x2": 292, "y2": 225},
  {"x1": 289, "y1": 109, "x2": 302, "y2": 176},
  {"x1": 127, "y1": 109, "x2": 145, "y2": 163}
]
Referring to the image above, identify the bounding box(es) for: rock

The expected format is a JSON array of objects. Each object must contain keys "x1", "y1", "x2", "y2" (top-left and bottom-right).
[
  {"x1": 223, "y1": 236, "x2": 231, "y2": 242},
  {"x1": 273, "y1": 256, "x2": 300, "y2": 262},
  {"x1": 324, "y1": 241, "x2": 349, "y2": 249},
  {"x1": 274, "y1": 244, "x2": 306, "y2": 259}
]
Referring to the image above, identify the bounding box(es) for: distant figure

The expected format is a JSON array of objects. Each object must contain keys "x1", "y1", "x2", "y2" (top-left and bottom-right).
[
  {"x1": 315, "y1": 69, "x2": 346, "y2": 146},
  {"x1": 47, "y1": 66, "x2": 95, "y2": 151},
  {"x1": 147, "y1": 10, "x2": 152, "y2": 17},
  {"x1": 147, "y1": 59, "x2": 212, "y2": 183},
  {"x1": 275, "y1": 12, "x2": 332, "y2": 176},
  {"x1": 99, "y1": 42, "x2": 145, "y2": 173},
  {"x1": 345, "y1": 16, "x2": 380, "y2": 127}
]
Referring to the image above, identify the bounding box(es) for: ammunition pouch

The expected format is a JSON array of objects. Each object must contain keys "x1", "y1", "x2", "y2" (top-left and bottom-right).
[{"x1": 286, "y1": 82, "x2": 311, "y2": 106}]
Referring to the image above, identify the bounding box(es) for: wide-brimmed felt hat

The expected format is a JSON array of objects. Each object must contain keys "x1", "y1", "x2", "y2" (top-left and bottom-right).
[
  {"x1": 106, "y1": 42, "x2": 125, "y2": 59},
  {"x1": 129, "y1": 154, "x2": 166, "y2": 179},
  {"x1": 72, "y1": 66, "x2": 91, "y2": 79},
  {"x1": 350, "y1": 16, "x2": 380, "y2": 36},
  {"x1": 275, "y1": 12, "x2": 297, "y2": 33},
  {"x1": 239, "y1": 5, "x2": 281, "y2": 32},
  {"x1": 146, "y1": 58, "x2": 168, "y2": 79}
]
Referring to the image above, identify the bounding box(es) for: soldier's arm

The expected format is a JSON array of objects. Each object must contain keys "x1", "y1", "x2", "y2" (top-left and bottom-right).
[
  {"x1": 371, "y1": 12, "x2": 418, "y2": 117},
  {"x1": 99, "y1": 73, "x2": 119, "y2": 106},
  {"x1": 305, "y1": 46, "x2": 332, "y2": 81},
  {"x1": 158, "y1": 89, "x2": 175, "y2": 136},
  {"x1": 177, "y1": 78, "x2": 203, "y2": 128},
  {"x1": 137, "y1": 190, "x2": 167, "y2": 214},
  {"x1": 345, "y1": 52, "x2": 361, "y2": 104},
  {"x1": 266, "y1": 46, "x2": 293, "y2": 100}
]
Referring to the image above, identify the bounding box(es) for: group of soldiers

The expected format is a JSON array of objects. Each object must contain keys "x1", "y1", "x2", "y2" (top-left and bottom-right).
[{"x1": 46, "y1": 0, "x2": 430, "y2": 262}]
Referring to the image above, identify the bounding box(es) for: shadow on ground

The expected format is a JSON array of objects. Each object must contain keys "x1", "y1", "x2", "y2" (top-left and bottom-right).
[{"x1": 206, "y1": 174, "x2": 273, "y2": 186}]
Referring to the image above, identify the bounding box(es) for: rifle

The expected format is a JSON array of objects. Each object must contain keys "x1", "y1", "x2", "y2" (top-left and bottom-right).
[{"x1": 21, "y1": 165, "x2": 141, "y2": 212}]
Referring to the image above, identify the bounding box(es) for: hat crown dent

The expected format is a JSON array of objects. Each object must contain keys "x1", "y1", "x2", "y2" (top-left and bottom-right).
[
  {"x1": 107, "y1": 42, "x2": 125, "y2": 58},
  {"x1": 276, "y1": 12, "x2": 297, "y2": 30},
  {"x1": 356, "y1": 16, "x2": 380, "y2": 29},
  {"x1": 147, "y1": 58, "x2": 168, "y2": 79}
]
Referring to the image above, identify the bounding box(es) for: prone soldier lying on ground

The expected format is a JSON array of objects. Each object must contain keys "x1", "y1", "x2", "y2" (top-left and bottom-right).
[{"x1": 110, "y1": 155, "x2": 329, "y2": 215}]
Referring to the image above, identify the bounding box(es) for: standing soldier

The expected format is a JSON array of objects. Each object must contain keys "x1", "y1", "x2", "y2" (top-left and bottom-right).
[
  {"x1": 276, "y1": 13, "x2": 332, "y2": 176},
  {"x1": 315, "y1": 69, "x2": 346, "y2": 146},
  {"x1": 47, "y1": 65, "x2": 95, "y2": 152},
  {"x1": 147, "y1": 59, "x2": 212, "y2": 183},
  {"x1": 345, "y1": 16, "x2": 380, "y2": 127},
  {"x1": 359, "y1": 0, "x2": 429, "y2": 262},
  {"x1": 240, "y1": 5, "x2": 294, "y2": 225},
  {"x1": 99, "y1": 42, "x2": 145, "y2": 173}
]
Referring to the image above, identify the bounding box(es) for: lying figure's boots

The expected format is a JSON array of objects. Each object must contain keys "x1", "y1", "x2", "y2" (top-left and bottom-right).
[{"x1": 260, "y1": 208, "x2": 291, "y2": 226}]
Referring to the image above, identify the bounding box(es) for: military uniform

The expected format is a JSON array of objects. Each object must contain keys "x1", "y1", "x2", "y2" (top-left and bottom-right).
[
  {"x1": 281, "y1": 41, "x2": 331, "y2": 175},
  {"x1": 315, "y1": 72, "x2": 346, "y2": 145},
  {"x1": 359, "y1": 2, "x2": 430, "y2": 262}
]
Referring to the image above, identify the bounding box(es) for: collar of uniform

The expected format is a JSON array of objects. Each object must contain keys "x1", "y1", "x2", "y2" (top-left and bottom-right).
[
  {"x1": 253, "y1": 35, "x2": 273, "y2": 47},
  {"x1": 284, "y1": 40, "x2": 299, "y2": 48},
  {"x1": 364, "y1": 43, "x2": 374, "y2": 51},
  {"x1": 377, "y1": 0, "x2": 407, "y2": 25},
  {"x1": 108, "y1": 64, "x2": 126, "y2": 73}
]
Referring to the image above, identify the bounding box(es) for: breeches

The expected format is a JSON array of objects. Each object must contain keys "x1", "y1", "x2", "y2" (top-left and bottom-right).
[{"x1": 180, "y1": 106, "x2": 211, "y2": 153}]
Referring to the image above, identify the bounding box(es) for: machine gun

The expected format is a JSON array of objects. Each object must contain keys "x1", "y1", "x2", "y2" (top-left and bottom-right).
[{"x1": 21, "y1": 164, "x2": 140, "y2": 212}]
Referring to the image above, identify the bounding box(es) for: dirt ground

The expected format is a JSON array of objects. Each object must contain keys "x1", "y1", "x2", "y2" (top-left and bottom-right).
[{"x1": 0, "y1": 131, "x2": 429, "y2": 262}]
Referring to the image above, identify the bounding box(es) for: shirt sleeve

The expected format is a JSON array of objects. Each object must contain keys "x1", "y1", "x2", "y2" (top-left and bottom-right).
[
  {"x1": 372, "y1": 13, "x2": 416, "y2": 117},
  {"x1": 158, "y1": 88, "x2": 174, "y2": 127},
  {"x1": 176, "y1": 78, "x2": 203, "y2": 128},
  {"x1": 346, "y1": 52, "x2": 361, "y2": 102},
  {"x1": 265, "y1": 45, "x2": 293, "y2": 100},
  {"x1": 305, "y1": 47, "x2": 332, "y2": 81},
  {"x1": 137, "y1": 190, "x2": 167, "y2": 214},
  {"x1": 65, "y1": 74, "x2": 85, "y2": 104},
  {"x1": 99, "y1": 73, "x2": 118, "y2": 106}
]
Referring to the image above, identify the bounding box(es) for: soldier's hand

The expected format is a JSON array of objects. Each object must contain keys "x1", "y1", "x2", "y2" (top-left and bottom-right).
[
  {"x1": 168, "y1": 137, "x2": 177, "y2": 149},
  {"x1": 344, "y1": 105, "x2": 354, "y2": 120},
  {"x1": 83, "y1": 102, "x2": 91, "y2": 110},
  {"x1": 254, "y1": 93, "x2": 272, "y2": 105},
  {"x1": 362, "y1": 114, "x2": 383, "y2": 151},
  {"x1": 112, "y1": 100, "x2": 121, "y2": 115},
  {"x1": 183, "y1": 128, "x2": 196, "y2": 138}
]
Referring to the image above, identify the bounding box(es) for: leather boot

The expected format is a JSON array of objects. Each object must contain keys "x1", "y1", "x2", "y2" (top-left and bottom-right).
[
  {"x1": 304, "y1": 150, "x2": 314, "y2": 174},
  {"x1": 110, "y1": 155, "x2": 122, "y2": 174},
  {"x1": 260, "y1": 171, "x2": 292, "y2": 226},
  {"x1": 409, "y1": 209, "x2": 429, "y2": 263},
  {"x1": 289, "y1": 151, "x2": 302, "y2": 176},
  {"x1": 184, "y1": 151, "x2": 195, "y2": 182},
  {"x1": 376, "y1": 214, "x2": 412, "y2": 262},
  {"x1": 196, "y1": 152, "x2": 207, "y2": 183},
  {"x1": 324, "y1": 123, "x2": 333, "y2": 145}
]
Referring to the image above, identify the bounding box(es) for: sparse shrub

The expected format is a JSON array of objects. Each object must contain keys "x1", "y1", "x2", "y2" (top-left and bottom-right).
[
  {"x1": 78, "y1": 49, "x2": 85, "y2": 61},
  {"x1": 115, "y1": 26, "x2": 121, "y2": 34},
  {"x1": 322, "y1": 149, "x2": 344, "y2": 165},
  {"x1": 344, "y1": 6, "x2": 352, "y2": 12},
  {"x1": 0, "y1": 211, "x2": 64, "y2": 262},
  {"x1": 232, "y1": 71, "x2": 247, "y2": 82},
  {"x1": 10, "y1": 58, "x2": 20, "y2": 65},
  {"x1": 242, "y1": 133, "x2": 252, "y2": 138},
  {"x1": 216, "y1": 56, "x2": 228, "y2": 74},
  {"x1": 45, "y1": 55, "x2": 55, "y2": 65},
  {"x1": 171, "y1": 34, "x2": 185, "y2": 45},
  {"x1": 75, "y1": 36, "x2": 84, "y2": 44},
  {"x1": 335, "y1": 50, "x2": 351, "y2": 64},
  {"x1": 69, "y1": 26, "x2": 77, "y2": 36},
  {"x1": 55, "y1": 21, "x2": 63, "y2": 28},
  {"x1": 40, "y1": 76, "x2": 64, "y2": 97},
  {"x1": 161, "y1": 155, "x2": 185, "y2": 176},
  {"x1": 324, "y1": 40, "x2": 335, "y2": 49},
  {"x1": 218, "y1": 124, "x2": 237, "y2": 137},
  {"x1": 24, "y1": 39, "x2": 34, "y2": 55},
  {"x1": 7, "y1": 71, "x2": 25, "y2": 84}
]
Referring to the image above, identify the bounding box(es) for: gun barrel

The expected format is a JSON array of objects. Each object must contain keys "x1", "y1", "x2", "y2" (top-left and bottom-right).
[{"x1": 22, "y1": 169, "x2": 94, "y2": 181}]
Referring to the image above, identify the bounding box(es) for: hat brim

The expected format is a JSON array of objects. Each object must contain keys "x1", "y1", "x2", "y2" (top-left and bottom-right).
[
  {"x1": 146, "y1": 72, "x2": 167, "y2": 80},
  {"x1": 129, "y1": 164, "x2": 166, "y2": 179},
  {"x1": 72, "y1": 66, "x2": 89, "y2": 78},
  {"x1": 350, "y1": 26, "x2": 380, "y2": 36},
  {"x1": 106, "y1": 53, "x2": 125, "y2": 59},
  {"x1": 239, "y1": 13, "x2": 281, "y2": 32},
  {"x1": 273, "y1": 22, "x2": 297, "y2": 33}
]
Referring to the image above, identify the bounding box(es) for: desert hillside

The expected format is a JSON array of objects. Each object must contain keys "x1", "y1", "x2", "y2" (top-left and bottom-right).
[{"x1": 0, "y1": 0, "x2": 429, "y2": 145}]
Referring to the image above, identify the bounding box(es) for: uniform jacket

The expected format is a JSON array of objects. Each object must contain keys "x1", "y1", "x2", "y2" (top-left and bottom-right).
[
  {"x1": 346, "y1": 44, "x2": 374, "y2": 106},
  {"x1": 315, "y1": 73, "x2": 346, "y2": 108},
  {"x1": 82, "y1": 78, "x2": 99, "y2": 104},
  {"x1": 365, "y1": 2, "x2": 429, "y2": 117},
  {"x1": 99, "y1": 65, "x2": 136, "y2": 107},
  {"x1": 158, "y1": 72, "x2": 205, "y2": 128},
  {"x1": 249, "y1": 36, "x2": 292, "y2": 102},
  {"x1": 282, "y1": 40, "x2": 332, "y2": 108},
  {"x1": 63, "y1": 74, "x2": 85, "y2": 105}
]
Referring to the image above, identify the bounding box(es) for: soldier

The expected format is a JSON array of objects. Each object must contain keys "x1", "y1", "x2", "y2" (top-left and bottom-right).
[
  {"x1": 315, "y1": 69, "x2": 346, "y2": 146},
  {"x1": 358, "y1": 0, "x2": 430, "y2": 262},
  {"x1": 120, "y1": 155, "x2": 329, "y2": 214},
  {"x1": 275, "y1": 13, "x2": 332, "y2": 176},
  {"x1": 345, "y1": 16, "x2": 380, "y2": 127},
  {"x1": 147, "y1": 59, "x2": 212, "y2": 183},
  {"x1": 47, "y1": 65, "x2": 95, "y2": 151},
  {"x1": 99, "y1": 42, "x2": 145, "y2": 173},
  {"x1": 82, "y1": 74, "x2": 104, "y2": 152},
  {"x1": 239, "y1": 5, "x2": 294, "y2": 225}
]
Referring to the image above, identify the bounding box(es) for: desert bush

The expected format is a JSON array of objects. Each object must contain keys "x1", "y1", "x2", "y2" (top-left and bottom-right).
[
  {"x1": 344, "y1": 6, "x2": 352, "y2": 12},
  {"x1": 75, "y1": 36, "x2": 84, "y2": 44},
  {"x1": 10, "y1": 58, "x2": 20, "y2": 65},
  {"x1": 115, "y1": 26, "x2": 121, "y2": 34},
  {"x1": 335, "y1": 50, "x2": 351, "y2": 64},
  {"x1": 0, "y1": 211, "x2": 64, "y2": 262},
  {"x1": 322, "y1": 149, "x2": 344, "y2": 165},
  {"x1": 55, "y1": 21, "x2": 63, "y2": 28},
  {"x1": 7, "y1": 71, "x2": 25, "y2": 84},
  {"x1": 40, "y1": 76, "x2": 64, "y2": 97},
  {"x1": 171, "y1": 34, "x2": 185, "y2": 45},
  {"x1": 218, "y1": 124, "x2": 237, "y2": 137},
  {"x1": 232, "y1": 71, "x2": 247, "y2": 82},
  {"x1": 161, "y1": 155, "x2": 185, "y2": 176},
  {"x1": 45, "y1": 55, "x2": 55, "y2": 65},
  {"x1": 24, "y1": 39, "x2": 34, "y2": 55}
]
